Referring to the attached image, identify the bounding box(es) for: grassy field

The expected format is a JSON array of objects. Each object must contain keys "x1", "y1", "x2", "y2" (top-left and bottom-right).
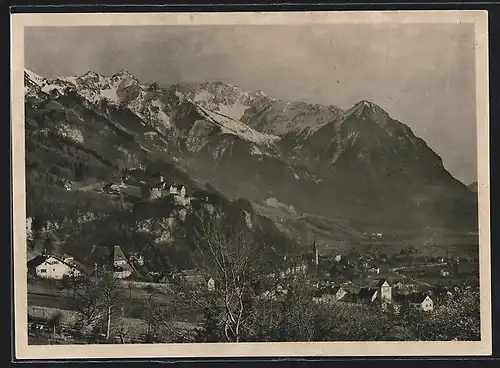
[
  {"x1": 27, "y1": 279, "x2": 201, "y2": 324},
  {"x1": 396, "y1": 261, "x2": 479, "y2": 287},
  {"x1": 27, "y1": 304, "x2": 198, "y2": 344}
]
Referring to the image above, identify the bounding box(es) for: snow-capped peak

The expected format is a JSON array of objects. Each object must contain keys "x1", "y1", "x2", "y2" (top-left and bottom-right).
[
  {"x1": 112, "y1": 69, "x2": 133, "y2": 78},
  {"x1": 24, "y1": 68, "x2": 74, "y2": 97},
  {"x1": 80, "y1": 70, "x2": 101, "y2": 79},
  {"x1": 352, "y1": 100, "x2": 386, "y2": 113},
  {"x1": 24, "y1": 69, "x2": 45, "y2": 85},
  {"x1": 186, "y1": 81, "x2": 276, "y2": 122}
]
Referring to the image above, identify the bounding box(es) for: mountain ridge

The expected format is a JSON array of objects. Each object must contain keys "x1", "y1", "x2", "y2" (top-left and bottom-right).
[{"x1": 24, "y1": 67, "x2": 478, "y2": 233}]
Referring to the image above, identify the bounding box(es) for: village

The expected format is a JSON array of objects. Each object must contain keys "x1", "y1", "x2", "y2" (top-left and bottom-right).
[
  {"x1": 26, "y1": 231, "x2": 480, "y2": 344},
  {"x1": 27, "y1": 229, "x2": 477, "y2": 325},
  {"x1": 26, "y1": 171, "x2": 480, "y2": 344}
]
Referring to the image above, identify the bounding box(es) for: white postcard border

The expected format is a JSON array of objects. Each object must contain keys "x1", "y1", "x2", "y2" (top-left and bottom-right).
[{"x1": 11, "y1": 10, "x2": 492, "y2": 359}]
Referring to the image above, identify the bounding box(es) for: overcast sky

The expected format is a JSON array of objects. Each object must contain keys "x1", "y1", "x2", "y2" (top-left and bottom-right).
[{"x1": 25, "y1": 24, "x2": 477, "y2": 184}]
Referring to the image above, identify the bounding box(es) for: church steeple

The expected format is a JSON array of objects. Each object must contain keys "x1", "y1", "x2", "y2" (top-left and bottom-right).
[{"x1": 312, "y1": 232, "x2": 319, "y2": 267}]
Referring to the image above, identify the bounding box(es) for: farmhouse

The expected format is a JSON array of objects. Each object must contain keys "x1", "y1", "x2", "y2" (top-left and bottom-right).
[
  {"x1": 395, "y1": 292, "x2": 434, "y2": 312},
  {"x1": 408, "y1": 293, "x2": 434, "y2": 311},
  {"x1": 27, "y1": 254, "x2": 86, "y2": 280}
]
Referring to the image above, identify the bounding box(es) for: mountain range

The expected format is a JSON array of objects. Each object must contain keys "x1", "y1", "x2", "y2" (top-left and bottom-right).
[{"x1": 24, "y1": 68, "x2": 478, "y2": 256}]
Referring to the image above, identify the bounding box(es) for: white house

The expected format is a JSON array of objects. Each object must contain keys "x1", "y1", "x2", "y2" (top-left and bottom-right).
[
  {"x1": 408, "y1": 293, "x2": 434, "y2": 312},
  {"x1": 27, "y1": 254, "x2": 83, "y2": 280},
  {"x1": 334, "y1": 254, "x2": 342, "y2": 262}
]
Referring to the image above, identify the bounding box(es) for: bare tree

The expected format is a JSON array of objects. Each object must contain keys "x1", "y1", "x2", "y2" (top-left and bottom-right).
[
  {"x1": 114, "y1": 311, "x2": 133, "y2": 344},
  {"x1": 172, "y1": 209, "x2": 275, "y2": 342},
  {"x1": 71, "y1": 272, "x2": 122, "y2": 340},
  {"x1": 100, "y1": 273, "x2": 123, "y2": 341},
  {"x1": 71, "y1": 277, "x2": 106, "y2": 334},
  {"x1": 142, "y1": 291, "x2": 172, "y2": 343}
]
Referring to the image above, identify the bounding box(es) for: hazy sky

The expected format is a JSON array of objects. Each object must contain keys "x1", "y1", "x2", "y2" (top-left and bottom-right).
[{"x1": 25, "y1": 24, "x2": 477, "y2": 184}]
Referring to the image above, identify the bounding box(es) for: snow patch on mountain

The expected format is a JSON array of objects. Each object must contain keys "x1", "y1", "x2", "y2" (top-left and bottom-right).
[
  {"x1": 25, "y1": 69, "x2": 71, "y2": 97},
  {"x1": 218, "y1": 102, "x2": 251, "y2": 121},
  {"x1": 100, "y1": 87, "x2": 120, "y2": 103},
  {"x1": 250, "y1": 145, "x2": 274, "y2": 157},
  {"x1": 194, "y1": 103, "x2": 279, "y2": 146},
  {"x1": 60, "y1": 76, "x2": 79, "y2": 84},
  {"x1": 241, "y1": 100, "x2": 343, "y2": 136},
  {"x1": 193, "y1": 89, "x2": 251, "y2": 121},
  {"x1": 56, "y1": 122, "x2": 84, "y2": 144},
  {"x1": 25, "y1": 69, "x2": 45, "y2": 86}
]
